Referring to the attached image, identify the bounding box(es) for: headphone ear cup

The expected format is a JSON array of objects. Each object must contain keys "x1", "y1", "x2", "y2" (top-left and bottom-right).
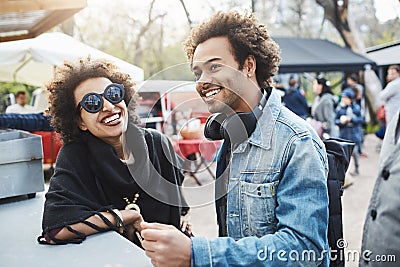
[
  {"x1": 222, "y1": 112, "x2": 256, "y2": 144},
  {"x1": 204, "y1": 113, "x2": 228, "y2": 140}
]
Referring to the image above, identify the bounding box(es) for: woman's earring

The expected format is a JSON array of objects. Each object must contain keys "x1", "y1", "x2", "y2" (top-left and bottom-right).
[{"x1": 247, "y1": 73, "x2": 252, "y2": 78}]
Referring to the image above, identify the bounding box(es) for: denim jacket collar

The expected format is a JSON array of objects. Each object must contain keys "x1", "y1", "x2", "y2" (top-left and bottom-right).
[{"x1": 235, "y1": 89, "x2": 282, "y2": 151}]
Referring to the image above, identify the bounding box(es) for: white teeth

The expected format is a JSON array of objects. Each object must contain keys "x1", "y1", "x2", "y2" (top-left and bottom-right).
[
  {"x1": 205, "y1": 89, "x2": 221, "y2": 97},
  {"x1": 103, "y1": 114, "x2": 120, "y2": 124}
]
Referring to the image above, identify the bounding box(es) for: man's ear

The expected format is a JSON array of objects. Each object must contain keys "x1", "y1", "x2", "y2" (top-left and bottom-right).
[{"x1": 243, "y1": 55, "x2": 257, "y2": 74}]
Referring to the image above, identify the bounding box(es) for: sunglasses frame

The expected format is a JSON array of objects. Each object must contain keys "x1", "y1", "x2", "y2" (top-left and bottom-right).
[{"x1": 77, "y1": 83, "x2": 125, "y2": 113}]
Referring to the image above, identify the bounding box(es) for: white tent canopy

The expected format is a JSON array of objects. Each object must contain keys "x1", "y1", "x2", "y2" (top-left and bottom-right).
[
  {"x1": 366, "y1": 41, "x2": 400, "y2": 66},
  {"x1": 0, "y1": 32, "x2": 144, "y2": 86}
]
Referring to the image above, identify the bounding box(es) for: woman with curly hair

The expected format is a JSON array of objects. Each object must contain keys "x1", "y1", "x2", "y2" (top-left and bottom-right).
[
  {"x1": 38, "y1": 57, "x2": 188, "y2": 247},
  {"x1": 140, "y1": 11, "x2": 329, "y2": 267}
]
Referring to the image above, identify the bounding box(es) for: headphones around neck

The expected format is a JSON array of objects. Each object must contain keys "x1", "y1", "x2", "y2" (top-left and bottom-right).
[{"x1": 204, "y1": 87, "x2": 272, "y2": 144}]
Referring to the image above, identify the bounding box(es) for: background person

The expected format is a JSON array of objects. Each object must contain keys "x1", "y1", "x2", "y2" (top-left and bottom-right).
[
  {"x1": 282, "y1": 76, "x2": 309, "y2": 120},
  {"x1": 359, "y1": 109, "x2": 400, "y2": 267},
  {"x1": 335, "y1": 89, "x2": 364, "y2": 176},
  {"x1": 311, "y1": 77, "x2": 338, "y2": 138},
  {"x1": 345, "y1": 73, "x2": 368, "y2": 157},
  {"x1": 345, "y1": 73, "x2": 365, "y2": 115},
  {"x1": 379, "y1": 64, "x2": 400, "y2": 126},
  {"x1": 38, "y1": 57, "x2": 188, "y2": 246},
  {"x1": 5, "y1": 91, "x2": 35, "y2": 114},
  {"x1": 140, "y1": 11, "x2": 329, "y2": 267},
  {"x1": 374, "y1": 65, "x2": 400, "y2": 141}
]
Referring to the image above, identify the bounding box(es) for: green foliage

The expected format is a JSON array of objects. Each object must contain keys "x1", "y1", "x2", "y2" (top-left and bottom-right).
[
  {"x1": 375, "y1": 27, "x2": 399, "y2": 46},
  {"x1": 300, "y1": 72, "x2": 343, "y2": 104},
  {"x1": 0, "y1": 82, "x2": 36, "y2": 113},
  {"x1": 365, "y1": 122, "x2": 380, "y2": 134},
  {"x1": 64, "y1": 0, "x2": 399, "y2": 85},
  {"x1": 144, "y1": 42, "x2": 194, "y2": 81},
  {"x1": 0, "y1": 82, "x2": 36, "y2": 100}
]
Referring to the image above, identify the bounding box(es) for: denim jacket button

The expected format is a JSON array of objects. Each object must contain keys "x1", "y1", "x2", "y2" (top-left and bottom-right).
[
  {"x1": 381, "y1": 169, "x2": 390, "y2": 180},
  {"x1": 370, "y1": 209, "x2": 377, "y2": 220}
]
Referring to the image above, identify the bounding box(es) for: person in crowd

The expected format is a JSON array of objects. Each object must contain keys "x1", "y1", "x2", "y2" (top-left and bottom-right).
[
  {"x1": 38, "y1": 57, "x2": 189, "y2": 246},
  {"x1": 359, "y1": 109, "x2": 400, "y2": 267},
  {"x1": 311, "y1": 77, "x2": 338, "y2": 138},
  {"x1": 374, "y1": 65, "x2": 400, "y2": 141},
  {"x1": 345, "y1": 73, "x2": 368, "y2": 157},
  {"x1": 346, "y1": 73, "x2": 365, "y2": 113},
  {"x1": 5, "y1": 91, "x2": 35, "y2": 114},
  {"x1": 379, "y1": 64, "x2": 400, "y2": 126},
  {"x1": 140, "y1": 11, "x2": 329, "y2": 267},
  {"x1": 335, "y1": 89, "x2": 364, "y2": 176},
  {"x1": 375, "y1": 104, "x2": 386, "y2": 141},
  {"x1": 272, "y1": 75, "x2": 286, "y2": 98},
  {"x1": 282, "y1": 76, "x2": 309, "y2": 120}
]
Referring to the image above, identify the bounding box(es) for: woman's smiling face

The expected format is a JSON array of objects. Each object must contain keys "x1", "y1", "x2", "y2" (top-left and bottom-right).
[{"x1": 74, "y1": 77, "x2": 128, "y2": 144}]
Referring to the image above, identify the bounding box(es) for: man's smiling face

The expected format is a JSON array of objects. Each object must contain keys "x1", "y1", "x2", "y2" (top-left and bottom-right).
[{"x1": 192, "y1": 36, "x2": 251, "y2": 114}]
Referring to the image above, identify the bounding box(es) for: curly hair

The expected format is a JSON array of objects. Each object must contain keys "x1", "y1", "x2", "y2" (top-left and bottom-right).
[
  {"x1": 184, "y1": 11, "x2": 281, "y2": 88},
  {"x1": 46, "y1": 57, "x2": 139, "y2": 144}
]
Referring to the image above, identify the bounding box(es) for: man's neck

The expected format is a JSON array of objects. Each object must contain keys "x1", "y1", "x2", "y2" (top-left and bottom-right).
[{"x1": 238, "y1": 88, "x2": 263, "y2": 114}]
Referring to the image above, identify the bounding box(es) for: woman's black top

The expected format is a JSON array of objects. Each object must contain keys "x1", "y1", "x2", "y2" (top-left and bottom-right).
[{"x1": 39, "y1": 124, "x2": 187, "y2": 245}]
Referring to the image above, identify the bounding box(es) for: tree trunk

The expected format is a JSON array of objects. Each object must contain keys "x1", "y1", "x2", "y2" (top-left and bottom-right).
[{"x1": 315, "y1": 0, "x2": 360, "y2": 52}]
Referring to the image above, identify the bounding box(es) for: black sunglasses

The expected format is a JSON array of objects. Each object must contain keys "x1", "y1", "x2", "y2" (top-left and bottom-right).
[{"x1": 77, "y1": 83, "x2": 125, "y2": 113}]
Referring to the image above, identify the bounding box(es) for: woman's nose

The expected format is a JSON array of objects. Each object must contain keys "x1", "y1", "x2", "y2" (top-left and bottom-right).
[{"x1": 102, "y1": 98, "x2": 115, "y2": 111}]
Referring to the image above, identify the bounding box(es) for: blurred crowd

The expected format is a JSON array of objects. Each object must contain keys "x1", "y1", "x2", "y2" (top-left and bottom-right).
[{"x1": 278, "y1": 65, "x2": 400, "y2": 177}]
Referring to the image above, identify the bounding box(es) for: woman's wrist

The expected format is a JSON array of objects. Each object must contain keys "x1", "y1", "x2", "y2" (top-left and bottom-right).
[{"x1": 112, "y1": 209, "x2": 125, "y2": 234}]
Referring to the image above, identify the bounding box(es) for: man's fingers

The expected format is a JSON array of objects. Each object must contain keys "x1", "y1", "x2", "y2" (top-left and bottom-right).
[
  {"x1": 141, "y1": 221, "x2": 174, "y2": 230},
  {"x1": 142, "y1": 227, "x2": 176, "y2": 242},
  {"x1": 141, "y1": 239, "x2": 156, "y2": 252},
  {"x1": 181, "y1": 221, "x2": 187, "y2": 232},
  {"x1": 150, "y1": 259, "x2": 158, "y2": 267}
]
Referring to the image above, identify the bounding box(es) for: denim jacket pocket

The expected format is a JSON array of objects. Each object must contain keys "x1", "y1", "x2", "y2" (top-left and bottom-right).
[{"x1": 240, "y1": 180, "x2": 279, "y2": 237}]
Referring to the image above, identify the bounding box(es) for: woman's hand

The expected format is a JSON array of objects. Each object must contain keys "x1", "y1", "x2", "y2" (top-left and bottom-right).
[{"x1": 121, "y1": 209, "x2": 144, "y2": 243}]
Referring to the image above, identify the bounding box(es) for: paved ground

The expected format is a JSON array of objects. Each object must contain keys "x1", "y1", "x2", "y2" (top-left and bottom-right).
[{"x1": 182, "y1": 134, "x2": 382, "y2": 266}]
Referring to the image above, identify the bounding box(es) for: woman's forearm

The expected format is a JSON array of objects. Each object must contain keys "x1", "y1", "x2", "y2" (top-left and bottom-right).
[{"x1": 53, "y1": 209, "x2": 142, "y2": 243}]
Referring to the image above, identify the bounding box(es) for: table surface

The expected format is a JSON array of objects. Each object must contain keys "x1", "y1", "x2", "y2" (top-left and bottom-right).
[{"x1": 0, "y1": 192, "x2": 152, "y2": 267}]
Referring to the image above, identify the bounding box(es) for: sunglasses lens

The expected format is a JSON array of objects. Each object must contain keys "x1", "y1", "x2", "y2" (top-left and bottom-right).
[
  {"x1": 105, "y1": 84, "x2": 124, "y2": 103},
  {"x1": 83, "y1": 94, "x2": 102, "y2": 112}
]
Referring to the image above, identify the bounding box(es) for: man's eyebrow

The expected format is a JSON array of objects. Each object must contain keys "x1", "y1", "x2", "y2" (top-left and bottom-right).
[{"x1": 192, "y1": 57, "x2": 222, "y2": 71}]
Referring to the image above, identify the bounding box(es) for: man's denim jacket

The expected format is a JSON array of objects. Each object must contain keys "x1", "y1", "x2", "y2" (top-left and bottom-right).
[{"x1": 191, "y1": 90, "x2": 329, "y2": 266}]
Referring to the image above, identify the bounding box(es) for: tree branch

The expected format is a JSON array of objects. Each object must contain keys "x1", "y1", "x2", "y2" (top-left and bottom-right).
[{"x1": 178, "y1": 0, "x2": 193, "y2": 29}]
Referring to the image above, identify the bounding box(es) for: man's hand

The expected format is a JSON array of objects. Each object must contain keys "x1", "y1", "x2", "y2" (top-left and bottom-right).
[{"x1": 141, "y1": 222, "x2": 191, "y2": 267}]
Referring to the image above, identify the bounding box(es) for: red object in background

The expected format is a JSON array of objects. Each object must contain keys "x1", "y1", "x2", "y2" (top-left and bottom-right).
[
  {"x1": 377, "y1": 105, "x2": 386, "y2": 122},
  {"x1": 173, "y1": 138, "x2": 221, "y2": 185},
  {"x1": 190, "y1": 111, "x2": 211, "y2": 124},
  {"x1": 31, "y1": 131, "x2": 63, "y2": 165},
  {"x1": 175, "y1": 138, "x2": 220, "y2": 162}
]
